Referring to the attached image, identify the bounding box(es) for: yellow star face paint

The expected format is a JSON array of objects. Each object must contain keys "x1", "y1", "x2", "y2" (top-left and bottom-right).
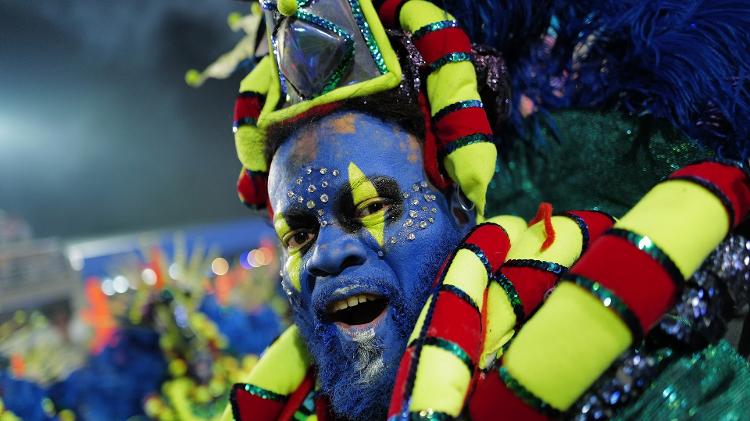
[
  {"x1": 348, "y1": 162, "x2": 386, "y2": 247},
  {"x1": 273, "y1": 213, "x2": 303, "y2": 291}
]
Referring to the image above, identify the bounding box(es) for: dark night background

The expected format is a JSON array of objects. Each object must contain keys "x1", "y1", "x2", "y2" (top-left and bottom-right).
[{"x1": 0, "y1": 0, "x2": 254, "y2": 239}]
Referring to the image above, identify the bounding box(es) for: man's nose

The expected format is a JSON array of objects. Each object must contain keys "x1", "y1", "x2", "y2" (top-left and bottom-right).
[{"x1": 306, "y1": 227, "x2": 367, "y2": 278}]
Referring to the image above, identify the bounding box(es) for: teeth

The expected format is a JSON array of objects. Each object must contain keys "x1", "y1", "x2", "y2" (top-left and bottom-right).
[{"x1": 330, "y1": 294, "x2": 376, "y2": 312}]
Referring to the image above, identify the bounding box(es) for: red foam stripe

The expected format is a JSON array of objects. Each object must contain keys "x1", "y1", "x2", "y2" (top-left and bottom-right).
[
  {"x1": 413, "y1": 27, "x2": 473, "y2": 65},
  {"x1": 501, "y1": 266, "x2": 559, "y2": 317},
  {"x1": 670, "y1": 161, "x2": 750, "y2": 226},
  {"x1": 468, "y1": 369, "x2": 547, "y2": 421},
  {"x1": 388, "y1": 346, "x2": 416, "y2": 417},
  {"x1": 232, "y1": 388, "x2": 285, "y2": 421},
  {"x1": 377, "y1": 0, "x2": 406, "y2": 28},
  {"x1": 465, "y1": 223, "x2": 511, "y2": 271},
  {"x1": 428, "y1": 290, "x2": 482, "y2": 362},
  {"x1": 571, "y1": 235, "x2": 677, "y2": 331},
  {"x1": 234, "y1": 94, "x2": 263, "y2": 123},
  {"x1": 567, "y1": 210, "x2": 615, "y2": 243},
  {"x1": 419, "y1": 92, "x2": 451, "y2": 190},
  {"x1": 434, "y1": 106, "x2": 493, "y2": 148}
]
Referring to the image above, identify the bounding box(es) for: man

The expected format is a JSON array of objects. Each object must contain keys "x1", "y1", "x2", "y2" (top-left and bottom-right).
[
  {"x1": 223, "y1": 0, "x2": 750, "y2": 420},
  {"x1": 266, "y1": 109, "x2": 472, "y2": 419}
]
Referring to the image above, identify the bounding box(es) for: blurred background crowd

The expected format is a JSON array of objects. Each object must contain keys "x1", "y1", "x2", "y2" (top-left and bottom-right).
[{"x1": 0, "y1": 1, "x2": 284, "y2": 419}]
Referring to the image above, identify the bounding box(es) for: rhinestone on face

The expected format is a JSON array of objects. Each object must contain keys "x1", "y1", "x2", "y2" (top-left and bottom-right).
[
  {"x1": 317, "y1": 209, "x2": 324, "y2": 216},
  {"x1": 420, "y1": 181, "x2": 428, "y2": 188},
  {"x1": 389, "y1": 237, "x2": 397, "y2": 244},
  {"x1": 296, "y1": 177, "x2": 303, "y2": 185},
  {"x1": 321, "y1": 181, "x2": 328, "y2": 188},
  {"x1": 422, "y1": 206, "x2": 428, "y2": 211},
  {"x1": 404, "y1": 219, "x2": 414, "y2": 227},
  {"x1": 407, "y1": 233, "x2": 416, "y2": 241},
  {"x1": 297, "y1": 196, "x2": 304, "y2": 203},
  {"x1": 419, "y1": 221, "x2": 428, "y2": 229},
  {"x1": 428, "y1": 217, "x2": 434, "y2": 223},
  {"x1": 409, "y1": 210, "x2": 418, "y2": 218},
  {"x1": 321, "y1": 220, "x2": 328, "y2": 226},
  {"x1": 320, "y1": 168, "x2": 328, "y2": 174},
  {"x1": 411, "y1": 199, "x2": 419, "y2": 206},
  {"x1": 306, "y1": 167, "x2": 313, "y2": 175},
  {"x1": 332, "y1": 169, "x2": 340, "y2": 176},
  {"x1": 320, "y1": 194, "x2": 329, "y2": 203},
  {"x1": 308, "y1": 185, "x2": 316, "y2": 193},
  {"x1": 402, "y1": 192, "x2": 410, "y2": 199},
  {"x1": 287, "y1": 191, "x2": 295, "y2": 198},
  {"x1": 377, "y1": 250, "x2": 384, "y2": 257},
  {"x1": 307, "y1": 200, "x2": 316, "y2": 209},
  {"x1": 412, "y1": 184, "x2": 420, "y2": 192},
  {"x1": 431, "y1": 208, "x2": 437, "y2": 213}
]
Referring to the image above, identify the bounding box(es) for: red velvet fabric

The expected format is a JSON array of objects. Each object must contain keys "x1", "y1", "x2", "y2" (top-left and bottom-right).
[
  {"x1": 465, "y1": 223, "x2": 512, "y2": 271},
  {"x1": 419, "y1": 92, "x2": 451, "y2": 190},
  {"x1": 670, "y1": 161, "x2": 750, "y2": 226},
  {"x1": 468, "y1": 369, "x2": 548, "y2": 421},
  {"x1": 413, "y1": 27, "x2": 472, "y2": 65},
  {"x1": 278, "y1": 372, "x2": 315, "y2": 421},
  {"x1": 388, "y1": 346, "x2": 416, "y2": 417},
  {"x1": 571, "y1": 235, "x2": 677, "y2": 332},
  {"x1": 428, "y1": 290, "x2": 482, "y2": 362},
  {"x1": 567, "y1": 210, "x2": 615, "y2": 245},
  {"x1": 237, "y1": 171, "x2": 269, "y2": 210},
  {"x1": 232, "y1": 387, "x2": 286, "y2": 421},
  {"x1": 233, "y1": 93, "x2": 263, "y2": 124},
  {"x1": 433, "y1": 106, "x2": 493, "y2": 149},
  {"x1": 500, "y1": 266, "x2": 559, "y2": 317},
  {"x1": 376, "y1": 0, "x2": 406, "y2": 28}
]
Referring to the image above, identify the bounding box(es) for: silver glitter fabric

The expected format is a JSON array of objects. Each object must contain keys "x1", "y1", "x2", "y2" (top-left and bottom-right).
[{"x1": 568, "y1": 233, "x2": 750, "y2": 420}]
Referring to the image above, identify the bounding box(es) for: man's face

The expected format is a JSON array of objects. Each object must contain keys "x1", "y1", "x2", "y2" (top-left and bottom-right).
[{"x1": 268, "y1": 111, "x2": 465, "y2": 418}]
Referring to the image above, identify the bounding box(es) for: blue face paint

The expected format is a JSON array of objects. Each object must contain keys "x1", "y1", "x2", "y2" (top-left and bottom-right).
[{"x1": 268, "y1": 111, "x2": 467, "y2": 419}]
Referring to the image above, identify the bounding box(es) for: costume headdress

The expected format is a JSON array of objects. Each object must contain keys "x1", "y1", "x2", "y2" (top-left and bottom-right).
[{"x1": 233, "y1": 0, "x2": 501, "y2": 219}]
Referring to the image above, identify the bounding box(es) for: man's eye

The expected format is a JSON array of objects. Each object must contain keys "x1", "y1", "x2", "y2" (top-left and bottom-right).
[
  {"x1": 283, "y1": 230, "x2": 316, "y2": 251},
  {"x1": 356, "y1": 198, "x2": 391, "y2": 218}
]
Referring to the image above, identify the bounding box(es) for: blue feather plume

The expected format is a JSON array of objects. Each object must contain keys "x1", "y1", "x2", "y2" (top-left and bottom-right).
[{"x1": 441, "y1": 0, "x2": 750, "y2": 159}]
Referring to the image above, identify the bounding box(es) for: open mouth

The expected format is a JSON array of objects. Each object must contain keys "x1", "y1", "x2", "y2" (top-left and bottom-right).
[{"x1": 326, "y1": 294, "x2": 388, "y2": 326}]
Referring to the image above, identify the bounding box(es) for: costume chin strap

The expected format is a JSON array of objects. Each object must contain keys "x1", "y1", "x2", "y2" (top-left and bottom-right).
[{"x1": 376, "y1": 0, "x2": 496, "y2": 219}]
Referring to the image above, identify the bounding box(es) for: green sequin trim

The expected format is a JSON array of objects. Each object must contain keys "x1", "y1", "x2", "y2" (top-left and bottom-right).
[
  {"x1": 462, "y1": 243, "x2": 493, "y2": 275},
  {"x1": 427, "y1": 52, "x2": 472, "y2": 73},
  {"x1": 295, "y1": 10, "x2": 355, "y2": 96},
  {"x1": 346, "y1": 0, "x2": 388, "y2": 74},
  {"x1": 243, "y1": 384, "x2": 287, "y2": 402},
  {"x1": 566, "y1": 274, "x2": 644, "y2": 341},
  {"x1": 492, "y1": 272, "x2": 525, "y2": 326},
  {"x1": 498, "y1": 366, "x2": 562, "y2": 416},
  {"x1": 387, "y1": 410, "x2": 454, "y2": 421},
  {"x1": 440, "y1": 133, "x2": 493, "y2": 158},
  {"x1": 433, "y1": 99, "x2": 484, "y2": 122},
  {"x1": 503, "y1": 259, "x2": 568, "y2": 275},
  {"x1": 607, "y1": 228, "x2": 684, "y2": 286},
  {"x1": 423, "y1": 336, "x2": 474, "y2": 372},
  {"x1": 412, "y1": 20, "x2": 459, "y2": 40}
]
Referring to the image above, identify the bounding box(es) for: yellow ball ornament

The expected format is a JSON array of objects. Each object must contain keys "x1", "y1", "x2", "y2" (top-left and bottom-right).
[{"x1": 277, "y1": 0, "x2": 298, "y2": 16}]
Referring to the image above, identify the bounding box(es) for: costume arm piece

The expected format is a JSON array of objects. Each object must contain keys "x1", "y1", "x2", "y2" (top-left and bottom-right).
[
  {"x1": 477, "y1": 161, "x2": 750, "y2": 420},
  {"x1": 226, "y1": 325, "x2": 312, "y2": 421},
  {"x1": 480, "y1": 210, "x2": 615, "y2": 369},
  {"x1": 375, "y1": 0, "x2": 497, "y2": 218},
  {"x1": 387, "y1": 220, "x2": 520, "y2": 419}
]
